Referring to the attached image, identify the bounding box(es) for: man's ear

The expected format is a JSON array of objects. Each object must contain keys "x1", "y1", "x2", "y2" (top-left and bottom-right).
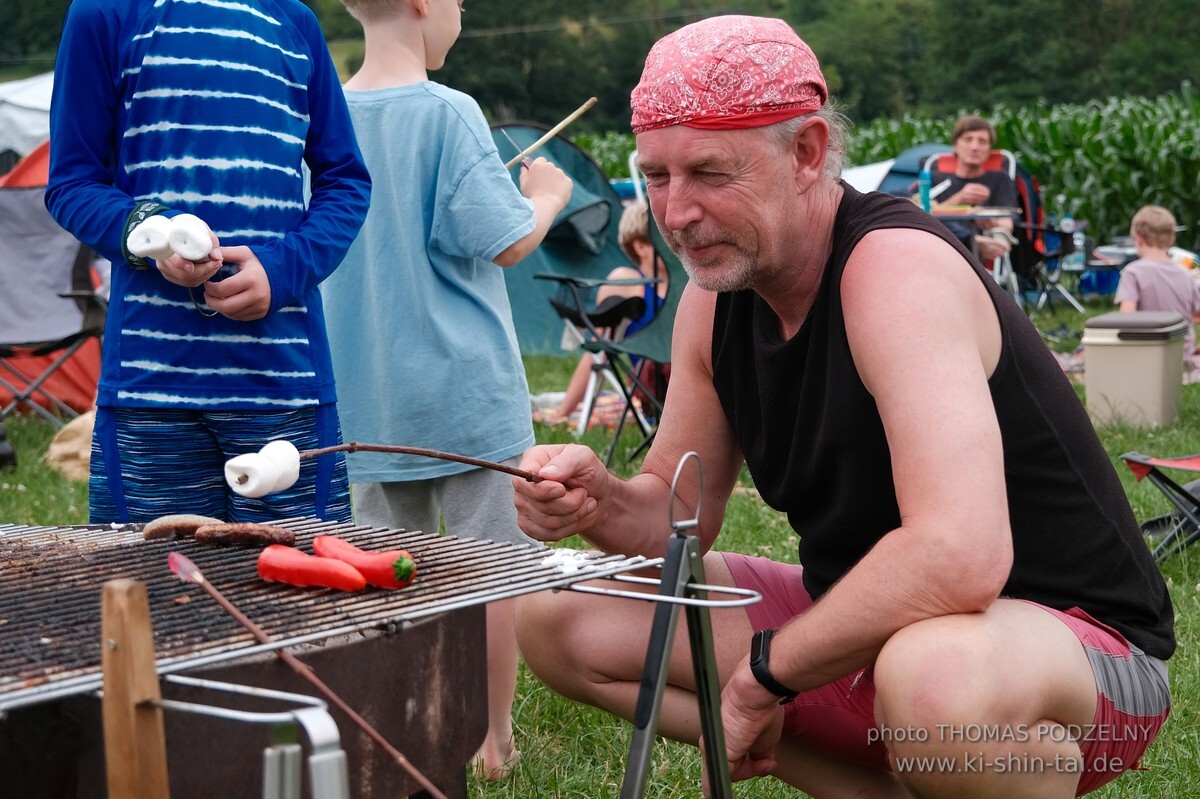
[{"x1": 791, "y1": 118, "x2": 829, "y2": 190}]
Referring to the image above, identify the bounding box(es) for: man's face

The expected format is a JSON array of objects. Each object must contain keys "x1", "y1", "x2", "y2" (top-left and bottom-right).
[
  {"x1": 953, "y1": 128, "x2": 993, "y2": 171},
  {"x1": 635, "y1": 125, "x2": 798, "y2": 293}
]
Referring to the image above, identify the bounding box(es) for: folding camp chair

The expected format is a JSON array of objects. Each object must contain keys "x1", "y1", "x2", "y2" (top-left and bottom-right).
[
  {"x1": 1017, "y1": 218, "x2": 1089, "y2": 314},
  {"x1": 0, "y1": 183, "x2": 106, "y2": 426},
  {"x1": 1120, "y1": 451, "x2": 1200, "y2": 563},
  {"x1": 922, "y1": 149, "x2": 1018, "y2": 204},
  {"x1": 583, "y1": 213, "x2": 686, "y2": 466},
  {"x1": 537, "y1": 274, "x2": 651, "y2": 436}
]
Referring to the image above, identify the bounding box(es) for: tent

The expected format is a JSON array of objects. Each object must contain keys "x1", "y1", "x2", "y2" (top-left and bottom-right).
[
  {"x1": 0, "y1": 140, "x2": 102, "y2": 417},
  {"x1": 490, "y1": 122, "x2": 635, "y2": 356},
  {"x1": 0, "y1": 72, "x2": 53, "y2": 172},
  {"x1": 843, "y1": 143, "x2": 952, "y2": 197}
]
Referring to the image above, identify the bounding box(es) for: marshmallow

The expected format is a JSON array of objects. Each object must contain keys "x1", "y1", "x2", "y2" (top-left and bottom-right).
[
  {"x1": 225, "y1": 453, "x2": 282, "y2": 498},
  {"x1": 126, "y1": 214, "x2": 175, "y2": 261},
  {"x1": 259, "y1": 439, "x2": 302, "y2": 493},
  {"x1": 167, "y1": 213, "x2": 214, "y2": 261}
]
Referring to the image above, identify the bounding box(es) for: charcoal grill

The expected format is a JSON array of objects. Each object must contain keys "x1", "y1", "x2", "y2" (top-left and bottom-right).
[
  {"x1": 0, "y1": 517, "x2": 657, "y2": 798},
  {"x1": 1, "y1": 456, "x2": 761, "y2": 799}
]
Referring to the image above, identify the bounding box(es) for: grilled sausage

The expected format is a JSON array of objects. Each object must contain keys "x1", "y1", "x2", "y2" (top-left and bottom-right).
[
  {"x1": 194, "y1": 523, "x2": 295, "y2": 547},
  {"x1": 143, "y1": 514, "x2": 225, "y2": 541}
]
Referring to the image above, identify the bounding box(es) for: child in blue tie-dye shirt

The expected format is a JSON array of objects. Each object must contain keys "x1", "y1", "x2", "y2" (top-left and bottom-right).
[{"x1": 45, "y1": 0, "x2": 371, "y2": 524}]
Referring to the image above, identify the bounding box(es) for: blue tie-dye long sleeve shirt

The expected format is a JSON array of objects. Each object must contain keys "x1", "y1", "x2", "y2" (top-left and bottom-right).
[{"x1": 45, "y1": 0, "x2": 370, "y2": 410}]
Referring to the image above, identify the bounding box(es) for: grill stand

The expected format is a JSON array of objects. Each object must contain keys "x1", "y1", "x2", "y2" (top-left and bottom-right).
[
  {"x1": 102, "y1": 580, "x2": 351, "y2": 799},
  {"x1": 153, "y1": 676, "x2": 350, "y2": 799},
  {"x1": 620, "y1": 531, "x2": 732, "y2": 799},
  {"x1": 101, "y1": 579, "x2": 170, "y2": 799},
  {"x1": 619, "y1": 451, "x2": 733, "y2": 799}
]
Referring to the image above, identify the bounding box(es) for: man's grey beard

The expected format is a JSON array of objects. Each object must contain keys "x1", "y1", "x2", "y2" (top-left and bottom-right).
[{"x1": 666, "y1": 228, "x2": 757, "y2": 293}]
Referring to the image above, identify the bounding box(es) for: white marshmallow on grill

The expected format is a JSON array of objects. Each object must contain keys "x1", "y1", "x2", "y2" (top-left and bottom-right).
[
  {"x1": 126, "y1": 214, "x2": 175, "y2": 261},
  {"x1": 167, "y1": 213, "x2": 214, "y2": 261},
  {"x1": 224, "y1": 453, "x2": 282, "y2": 498},
  {"x1": 259, "y1": 439, "x2": 301, "y2": 493}
]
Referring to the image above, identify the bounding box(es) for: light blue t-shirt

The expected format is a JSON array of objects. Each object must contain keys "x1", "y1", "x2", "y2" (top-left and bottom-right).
[{"x1": 323, "y1": 82, "x2": 536, "y2": 482}]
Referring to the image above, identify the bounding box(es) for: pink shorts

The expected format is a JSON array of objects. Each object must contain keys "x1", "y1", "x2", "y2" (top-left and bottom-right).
[{"x1": 722, "y1": 553, "x2": 1171, "y2": 796}]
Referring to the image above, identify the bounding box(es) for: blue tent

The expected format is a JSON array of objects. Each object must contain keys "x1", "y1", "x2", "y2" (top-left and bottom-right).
[
  {"x1": 491, "y1": 121, "x2": 632, "y2": 356},
  {"x1": 843, "y1": 143, "x2": 952, "y2": 197},
  {"x1": 878, "y1": 143, "x2": 952, "y2": 196}
]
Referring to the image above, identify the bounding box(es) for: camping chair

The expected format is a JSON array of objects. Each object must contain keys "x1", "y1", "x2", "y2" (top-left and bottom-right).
[
  {"x1": 922, "y1": 149, "x2": 1018, "y2": 200},
  {"x1": 0, "y1": 183, "x2": 106, "y2": 426},
  {"x1": 536, "y1": 273, "x2": 651, "y2": 435},
  {"x1": 581, "y1": 213, "x2": 686, "y2": 466},
  {"x1": 1017, "y1": 218, "x2": 1089, "y2": 314},
  {"x1": 922, "y1": 149, "x2": 1024, "y2": 304},
  {"x1": 1121, "y1": 451, "x2": 1200, "y2": 564}
]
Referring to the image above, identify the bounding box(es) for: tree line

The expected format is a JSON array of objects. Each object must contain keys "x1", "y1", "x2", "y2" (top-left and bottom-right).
[
  {"x1": 9, "y1": 1, "x2": 1198, "y2": 133},
  {"x1": 305, "y1": 0, "x2": 1200, "y2": 134}
]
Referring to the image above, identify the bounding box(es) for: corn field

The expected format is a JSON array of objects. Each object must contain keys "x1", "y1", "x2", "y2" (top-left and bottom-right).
[{"x1": 579, "y1": 83, "x2": 1200, "y2": 250}]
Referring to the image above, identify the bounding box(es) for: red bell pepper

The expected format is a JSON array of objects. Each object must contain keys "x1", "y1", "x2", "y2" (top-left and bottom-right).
[
  {"x1": 312, "y1": 535, "x2": 416, "y2": 589},
  {"x1": 257, "y1": 544, "x2": 366, "y2": 591}
]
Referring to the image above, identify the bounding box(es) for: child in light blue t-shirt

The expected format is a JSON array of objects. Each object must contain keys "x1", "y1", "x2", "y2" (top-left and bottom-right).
[{"x1": 323, "y1": 0, "x2": 573, "y2": 781}]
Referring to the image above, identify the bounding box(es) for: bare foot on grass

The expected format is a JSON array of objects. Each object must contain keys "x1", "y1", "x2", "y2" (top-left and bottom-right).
[{"x1": 472, "y1": 736, "x2": 521, "y2": 782}]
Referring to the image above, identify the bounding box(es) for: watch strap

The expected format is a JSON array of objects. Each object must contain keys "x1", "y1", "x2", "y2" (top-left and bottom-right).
[
  {"x1": 122, "y1": 201, "x2": 169, "y2": 270},
  {"x1": 750, "y1": 628, "x2": 798, "y2": 704}
]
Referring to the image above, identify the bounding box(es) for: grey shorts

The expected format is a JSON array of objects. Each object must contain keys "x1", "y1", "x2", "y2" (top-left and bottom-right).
[{"x1": 351, "y1": 458, "x2": 540, "y2": 548}]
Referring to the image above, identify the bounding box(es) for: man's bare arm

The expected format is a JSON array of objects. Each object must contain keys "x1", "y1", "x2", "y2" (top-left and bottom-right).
[
  {"x1": 514, "y1": 283, "x2": 743, "y2": 558},
  {"x1": 765, "y1": 228, "x2": 1013, "y2": 689}
]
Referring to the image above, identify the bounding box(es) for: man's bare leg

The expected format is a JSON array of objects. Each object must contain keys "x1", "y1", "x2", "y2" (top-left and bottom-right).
[
  {"x1": 515, "y1": 553, "x2": 912, "y2": 798},
  {"x1": 874, "y1": 599, "x2": 1097, "y2": 799}
]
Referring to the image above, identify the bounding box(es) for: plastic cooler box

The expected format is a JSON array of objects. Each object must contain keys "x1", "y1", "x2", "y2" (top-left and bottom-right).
[{"x1": 1082, "y1": 311, "x2": 1188, "y2": 427}]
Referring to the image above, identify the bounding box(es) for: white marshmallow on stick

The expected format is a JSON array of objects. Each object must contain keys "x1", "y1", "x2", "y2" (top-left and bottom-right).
[
  {"x1": 259, "y1": 439, "x2": 302, "y2": 493},
  {"x1": 126, "y1": 214, "x2": 175, "y2": 261},
  {"x1": 225, "y1": 453, "x2": 283, "y2": 498},
  {"x1": 167, "y1": 213, "x2": 215, "y2": 261}
]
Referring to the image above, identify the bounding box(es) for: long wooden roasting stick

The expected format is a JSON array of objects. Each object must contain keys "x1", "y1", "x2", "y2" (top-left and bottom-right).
[
  {"x1": 167, "y1": 552, "x2": 450, "y2": 799},
  {"x1": 504, "y1": 96, "x2": 598, "y2": 169},
  {"x1": 302, "y1": 442, "x2": 543, "y2": 481},
  {"x1": 225, "y1": 440, "x2": 542, "y2": 499}
]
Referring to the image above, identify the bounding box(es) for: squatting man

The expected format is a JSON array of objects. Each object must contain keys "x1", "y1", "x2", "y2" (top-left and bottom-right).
[{"x1": 510, "y1": 14, "x2": 1173, "y2": 799}]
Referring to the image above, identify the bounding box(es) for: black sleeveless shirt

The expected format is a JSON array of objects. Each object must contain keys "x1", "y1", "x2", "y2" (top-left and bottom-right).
[{"x1": 711, "y1": 184, "x2": 1175, "y2": 659}]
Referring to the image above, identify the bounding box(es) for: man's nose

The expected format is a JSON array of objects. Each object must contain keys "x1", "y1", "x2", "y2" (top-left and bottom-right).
[{"x1": 658, "y1": 184, "x2": 702, "y2": 233}]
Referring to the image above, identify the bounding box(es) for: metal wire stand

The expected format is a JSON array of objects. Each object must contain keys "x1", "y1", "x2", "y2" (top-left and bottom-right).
[{"x1": 567, "y1": 452, "x2": 760, "y2": 799}]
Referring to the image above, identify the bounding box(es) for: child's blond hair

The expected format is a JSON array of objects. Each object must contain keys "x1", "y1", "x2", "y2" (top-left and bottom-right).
[
  {"x1": 617, "y1": 200, "x2": 652, "y2": 264},
  {"x1": 339, "y1": 0, "x2": 404, "y2": 22},
  {"x1": 1131, "y1": 205, "x2": 1177, "y2": 249}
]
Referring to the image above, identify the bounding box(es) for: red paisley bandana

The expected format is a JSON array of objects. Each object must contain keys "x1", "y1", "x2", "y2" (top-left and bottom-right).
[{"x1": 630, "y1": 16, "x2": 827, "y2": 134}]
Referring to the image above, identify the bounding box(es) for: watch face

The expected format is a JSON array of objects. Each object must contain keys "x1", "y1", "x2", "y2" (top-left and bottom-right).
[{"x1": 750, "y1": 629, "x2": 769, "y2": 664}]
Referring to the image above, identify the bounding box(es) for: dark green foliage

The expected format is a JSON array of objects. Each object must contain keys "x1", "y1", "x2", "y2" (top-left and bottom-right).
[{"x1": 0, "y1": 0, "x2": 69, "y2": 75}]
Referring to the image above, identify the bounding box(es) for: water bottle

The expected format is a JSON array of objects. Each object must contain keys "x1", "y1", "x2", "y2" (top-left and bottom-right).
[
  {"x1": 917, "y1": 168, "x2": 932, "y2": 212},
  {"x1": 1060, "y1": 212, "x2": 1084, "y2": 272}
]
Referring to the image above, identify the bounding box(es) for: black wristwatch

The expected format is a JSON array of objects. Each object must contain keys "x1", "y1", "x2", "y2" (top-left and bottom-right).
[{"x1": 749, "y1": 628, "x2": 799, "y2": 705}]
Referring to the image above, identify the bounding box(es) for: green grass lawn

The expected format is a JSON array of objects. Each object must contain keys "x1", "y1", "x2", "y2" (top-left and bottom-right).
[{"x1": 1, "y1": 314, "x2": 1197, "y2": 797}]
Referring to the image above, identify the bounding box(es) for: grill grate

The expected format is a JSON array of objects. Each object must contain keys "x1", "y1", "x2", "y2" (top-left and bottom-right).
[{"x1": 0, "y1": 518, "x2": 653, "y2": 711}]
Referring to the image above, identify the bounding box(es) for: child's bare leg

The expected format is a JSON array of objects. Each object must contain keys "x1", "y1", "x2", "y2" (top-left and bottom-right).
[{"x1": 474, "y1": 598, "x2": 521, "y2": 780}]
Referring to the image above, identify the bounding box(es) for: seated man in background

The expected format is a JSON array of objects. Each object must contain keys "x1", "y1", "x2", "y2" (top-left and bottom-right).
[
  {"x1": 931, "y1": 114, "x2": 1018, "y2": 263},
  {"x1": 1115, "y1": 204, "x2": 1200, "y2": 379}
]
